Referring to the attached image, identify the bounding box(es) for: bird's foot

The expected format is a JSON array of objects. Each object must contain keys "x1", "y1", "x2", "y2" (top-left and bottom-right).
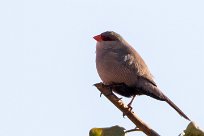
[
  {"x1": 95, "y1": 83, "x2": 122, "y2": 100},
  {"x1": 100, "y1": 91, "x2": 122, "y2": 101},
  {"x1": 127, "y1": 95, "x2": 136, "y2": 110},
  {"x1": 122, "y1": 103, "x2": 133, "y2": 117},
  {"x1": 99, "y1": 91, "x2": 115, "y2": 97},
  {"x1": 97, "y1": 83, "x2": 114, "y2": 97},
  {"x1": 100, "y1": 84, "x2": 123, "y2": 99},
  {"x1": 98, "y1": 84, "x2": 122, "y2": 101},
  {"x1": 127, "y1": 103, "x2": 133, "y2": 111},
  {"x1": 123, "y1": 95, "x2": 136, "y2": 117},
  {"x1": 122, "y1": 112, "x2": 127, "y2": 117},
  {"x1": 122, "y1": 105, "x2": 133, "y2": 117}
]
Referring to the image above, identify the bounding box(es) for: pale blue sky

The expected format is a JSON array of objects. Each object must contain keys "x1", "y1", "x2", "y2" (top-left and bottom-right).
[{"x1": 0, "y1": 0, "x2": 204, "y2": 136}]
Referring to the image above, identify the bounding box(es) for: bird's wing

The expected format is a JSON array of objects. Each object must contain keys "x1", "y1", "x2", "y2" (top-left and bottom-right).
[{"x1": 120, "y1": 43, "x2": 157, "y2": 86}]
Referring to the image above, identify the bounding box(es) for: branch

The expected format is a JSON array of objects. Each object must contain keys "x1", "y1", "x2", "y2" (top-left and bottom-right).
[{"x1": 94, "y1": 82, "x2": 160, "y2": 136}]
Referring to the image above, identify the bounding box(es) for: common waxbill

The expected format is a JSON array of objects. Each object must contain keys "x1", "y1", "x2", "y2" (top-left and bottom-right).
[{"x1": 93, "y1": 31, "x2": 190, "y2": 121}]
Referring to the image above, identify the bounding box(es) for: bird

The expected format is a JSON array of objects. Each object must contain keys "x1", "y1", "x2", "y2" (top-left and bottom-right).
[{"x1": 93, "y1": 31, "x2": 190, "y2": 121}]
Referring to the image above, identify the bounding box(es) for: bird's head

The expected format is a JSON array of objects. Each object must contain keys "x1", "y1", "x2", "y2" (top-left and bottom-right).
[
  {"x1": 93, "y1": 31, "x2": 132, "y2": 53},
  {"x1": 93, "y1": 31, "x2": 123, "y2": 42}
]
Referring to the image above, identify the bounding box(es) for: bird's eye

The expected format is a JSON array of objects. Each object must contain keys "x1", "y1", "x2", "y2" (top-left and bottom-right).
[{"x1": 102, "y1": 36, "x2": 114, "y2": 41}]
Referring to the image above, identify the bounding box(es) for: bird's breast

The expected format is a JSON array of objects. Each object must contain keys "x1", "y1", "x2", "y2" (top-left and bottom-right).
[{"x1": 96, "y1": 47, "x2": 137, "y2": 86}]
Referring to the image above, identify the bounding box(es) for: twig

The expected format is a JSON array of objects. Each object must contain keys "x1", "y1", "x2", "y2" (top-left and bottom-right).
[
  {"x1": 94, "y1": 82, "x2": 160, "y2": 136},
  {"x1": 125, "y1": 127, "x2": 140, "y2": 133}
]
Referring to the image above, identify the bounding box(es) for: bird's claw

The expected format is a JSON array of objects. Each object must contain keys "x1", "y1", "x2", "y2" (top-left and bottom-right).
[
  {"x1": 127, "y1": 103, "x2": 133, "y2": 111},
  {"x1": 122, "y1": 112, "x2": 126, "y2": 117},
  {"x1": 122, "y1": 104, "x2": 133, "y2": 117},
  {"x1": 100, "y1": 92, "x2": 103, "y2": 97},
  {"x1": 99, "y1": 90, "x2": 114, "y2": 97}
]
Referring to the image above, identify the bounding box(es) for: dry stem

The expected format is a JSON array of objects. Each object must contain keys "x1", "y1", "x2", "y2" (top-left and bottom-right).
[{"x1": 94, "y1": 82, "x2": 160, "y2": 136}]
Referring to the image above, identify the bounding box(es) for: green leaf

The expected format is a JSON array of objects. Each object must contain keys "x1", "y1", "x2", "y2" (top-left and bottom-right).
[
  {"x1": 89, "y1": 125, "x2": 125, "y2": 136},
  {"x1": 180, "y1": 122, "x2": 204, "y2": 136}
]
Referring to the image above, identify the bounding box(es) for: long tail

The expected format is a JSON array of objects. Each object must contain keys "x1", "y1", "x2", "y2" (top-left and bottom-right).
[
  {"x1": 138, "y1": 81, "x2": 191, "y2": 121},
  {"x1": 163, "y1": 94, "x2": 190, "y2": 121}
]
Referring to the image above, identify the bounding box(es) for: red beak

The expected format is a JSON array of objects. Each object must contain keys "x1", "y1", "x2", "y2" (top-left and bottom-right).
[{"x1": 93, "y1": 35, "x2": 102, "y2": 42}]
